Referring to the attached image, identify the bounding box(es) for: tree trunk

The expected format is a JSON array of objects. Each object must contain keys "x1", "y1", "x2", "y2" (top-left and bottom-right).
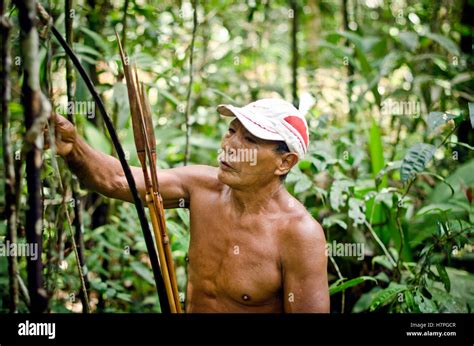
[
  {"x1": 1, "y1": 0, "x2": 19, "y2": 313},
  {"x1": 85, "y1": 0, "x2": 110, "y2": 127},
  {"x1": 183, "y1": 0, "x2": 198, "y2": 166},
  {"x1": 16, "y1": 0, "x2": 48, "y2": 313},
  {"x1": 65, "y1": 0, "x2": 90, "y2": 313},
  {"x1": 456, "y1": 0, "x2": 474, "y2": 162},
  {"x1": 290, "y1": 0, "x2": 299, "y2": 108},
  {"x1": 342, "y1": 0, "x2": 356, "y2": 138}
]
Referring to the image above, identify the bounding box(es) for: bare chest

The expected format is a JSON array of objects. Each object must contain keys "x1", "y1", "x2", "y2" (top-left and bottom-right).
[{"x1": 186, "y1": 193, "x2": 282, "y2": 310}]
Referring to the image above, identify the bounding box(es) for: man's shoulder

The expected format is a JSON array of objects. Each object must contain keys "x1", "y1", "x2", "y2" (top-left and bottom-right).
[
  {"x1": 181, "y1": 165, "x2": 222, "y2": 192},
  {"x1": 277, "y1": 199, "x2": 326, "y2": 253},
  {"x1": 183, "y1": 164, "x2": 218, "y2": 178}
]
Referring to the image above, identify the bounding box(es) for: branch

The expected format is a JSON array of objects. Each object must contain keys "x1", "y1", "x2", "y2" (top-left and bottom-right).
[
  {"x1": 183, "y1": 0, "x2": 198, "y2": 166},
  {"x1": 64, "y1": 0, "x2": 90, "y2": 313},
  {"x1": 290, "y1": 0, "x2": 299, "y2": 108},
  {"x1": 121, "y1": 0, "x2": 129, "y2": 49},
  {"x1": 58, "y1": 168, "x2": 91, "y2": 312},
  {"x1": 364, "y1": 220, "x2": 397, "y2": 268},
  {"x1": 328, "y1": 255, "x2": 345, "y2": 313}
]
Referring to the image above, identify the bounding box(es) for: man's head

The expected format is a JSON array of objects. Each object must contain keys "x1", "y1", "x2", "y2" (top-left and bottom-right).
[{"x1": 216, "y1": 98, "x2": 309, "y2": 189}]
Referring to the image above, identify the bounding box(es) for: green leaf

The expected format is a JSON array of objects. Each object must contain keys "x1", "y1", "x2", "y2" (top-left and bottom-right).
[
  {"x1": 105, "y1": 288, "x2": 117, "y2": 298},
  {"x1": 416, "y1": 203, "x2": 461, "y2": 216},
  {"x1": 369, "y1": 118, "x2": 387, "y2": 188},
  {"x1": 400, "y1": 143, "x2": 436, "y2": 182},
  {"x1": 372, "y1": 255, "x2": 395, "y2": 270},
  {"x1": 84, "y1": 121, "x2": 112, "y2": 154},
  {"x1": 369, "y1": 284, "x2": 406, "y2": 311},
  {"x1": 111, "y1": 82, "x2": 131, "y2": 129},
  {"x1": 435, "y1": 264, "x2": 451, "y2": 292},
  {"x1": 404, "y1": 290, "x2": 415, "y2": 312},
  {"x1": 399, "y1": 31, "x2": 419, "y2": 51},
  {"x1": 379, "y1": 51, "x2": 401, "y2": 77},
  {"x1": 298, "y1": 160, "x2": 312, "y2": 170},
  {"x1": 322, "y1": 215, "x2": 347, "y2": 230},
  {"x1": 317, "y1": 39, "x2": 353, "y2": 59},
  {"x1": 352, "y1": 287, "x2": 382, "y2": 312},
  {"x1": 176, "y1": 208, "x2": 190, "y2": 228},
  {"x1": 79, "y1": 27, "x2": 110, "y2": 54},
  {"x1": 436, "y1": 268, "x2": 474, "y2": 309},
  {"x1": 429, "y1": 158, "x2": 474, "y2": 203},
  {"x1": 375, "y1": 161, "x2": 402, "y2": 188},
  {"x1": 426, "y1": 111, "x2": 459, "y2": 133},
  {"x1": 329, "y1": 179, "x2": 353, "y2": 211},
  {"x1": 294, "y1": 174, "x2": 312, "y2": 194},
  {"x1": 374, "y1": 271, "x2": 390, "y2": 283},
  {"x1": 116, "y1": 293, "x2": 132, "y2": 303},
  {"x1": 130, "y1": 262, "x2": 155, "y2": 285},
  {"x1": 208, "y1": 88, "x2": 237, "y2": 103},
  {"x1": 90, "y1": 279, "x2": 107, "y2": 293},
  {"x1": 414, "y1": 290, "x2": 438, "y2": 313},
  {"x1": 330, "y1": 276, "x2": 377, "y2": 296},
  {"x1": 74, "y1": 43, "x2": 102, "y2": 58},
  {"x1": 427, "y1": 287, "x2": 467, "y2": 313},
  {"x1": 348, "y1": 198, "x2": 366, "y2": 226},
  {"x1": 133, "y1": 52, "x2": 157, "y2": 69},
  {"x1": 159, "y1": 89, "x2": 179, "y2": 107},
  {"x1": 424, "y1": 32, "x2": 460, "y2": 56}
]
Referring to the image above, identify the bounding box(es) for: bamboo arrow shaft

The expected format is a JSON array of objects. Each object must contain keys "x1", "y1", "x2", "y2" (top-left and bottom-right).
[
  {"x1": 133, "y1": 69, "x2": 182, "y2": 313},
  {"x1": 134, "y1": 75, "x2": 182, "y2": 313},
  {"x1": 146, "y1": 191, "x2": 177, "y2": 313},
  {"x1": 153, "y1": 192, "x2": 182, "y2": 311},
  {"x1": 115, "y1": 31, "x2": 182, "y2": 313}
]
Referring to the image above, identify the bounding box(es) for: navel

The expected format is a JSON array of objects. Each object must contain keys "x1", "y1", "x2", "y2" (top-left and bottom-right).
[{"x1": 242, "y1": 294, "x2": 251, "y2": 302}]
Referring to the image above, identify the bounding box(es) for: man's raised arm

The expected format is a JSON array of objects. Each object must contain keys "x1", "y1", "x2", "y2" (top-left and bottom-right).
[{"x1": 53, "y1": 114, "x2": 206, "y2": 208}]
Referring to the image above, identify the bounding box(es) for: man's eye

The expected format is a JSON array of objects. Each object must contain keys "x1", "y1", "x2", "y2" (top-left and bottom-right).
[{"x1": 228, "y1": 128, "x2": 236, "y2": 134}]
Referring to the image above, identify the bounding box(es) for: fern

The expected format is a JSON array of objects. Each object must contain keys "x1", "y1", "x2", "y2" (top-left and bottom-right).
[{"x1": 400, "y1": 143, "x2": 436, "y2": 182}]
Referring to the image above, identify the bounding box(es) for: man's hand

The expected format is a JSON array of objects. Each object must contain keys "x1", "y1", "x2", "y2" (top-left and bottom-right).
[{"x1": 48, "y1": 114, "x2": 77, "y2": 157}]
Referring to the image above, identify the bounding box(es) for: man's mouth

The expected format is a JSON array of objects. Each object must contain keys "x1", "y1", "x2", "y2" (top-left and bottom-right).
[{"x1": 219, "y1": 160, "x2": 236, "y2": 171}]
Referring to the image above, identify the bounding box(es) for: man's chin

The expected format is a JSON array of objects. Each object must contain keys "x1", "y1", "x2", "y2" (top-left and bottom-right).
[{"x1": 217, "y1": 167, "x2": 238, "y2": 186}]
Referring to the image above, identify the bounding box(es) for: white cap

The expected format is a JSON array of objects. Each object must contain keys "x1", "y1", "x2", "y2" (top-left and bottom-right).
[{"x1": 217, "y1": 98, "x2": 309, "y2": 159}]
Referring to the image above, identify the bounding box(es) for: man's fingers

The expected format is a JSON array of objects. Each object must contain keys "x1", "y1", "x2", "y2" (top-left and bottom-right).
[
  {"x1": 51, "y1": 113, "x2": 75, "y2": 142},
  {"x1": 53, "y1": 113, "x2": 66, "y2": 128},
  {"x1": 45, "y1": 114, "x2": 64, "y2": 150}
]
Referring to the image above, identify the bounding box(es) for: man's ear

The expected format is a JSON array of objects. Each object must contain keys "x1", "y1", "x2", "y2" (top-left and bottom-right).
[{"x1": 274, "y1": 152, "x2": 299, "y2": 177}]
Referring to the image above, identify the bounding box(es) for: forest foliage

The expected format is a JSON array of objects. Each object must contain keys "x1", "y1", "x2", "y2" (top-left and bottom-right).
[{"x1": 0, "y1": 0, "x2": 473, "y2": 313}]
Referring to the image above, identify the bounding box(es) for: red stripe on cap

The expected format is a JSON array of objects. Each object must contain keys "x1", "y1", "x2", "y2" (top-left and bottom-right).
[{"x1": 284, "y1": 116, "x2": 308, "y2": 148}]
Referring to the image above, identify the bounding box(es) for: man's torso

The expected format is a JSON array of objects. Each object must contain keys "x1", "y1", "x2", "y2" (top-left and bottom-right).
[{"x1": 183, "y1": 169, "x2": 305, "y2": 312}]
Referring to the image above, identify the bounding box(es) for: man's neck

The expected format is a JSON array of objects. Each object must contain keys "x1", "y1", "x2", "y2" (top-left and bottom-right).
[{"x1": 227, "y1": 179, "x2": 285, "y2": 214}]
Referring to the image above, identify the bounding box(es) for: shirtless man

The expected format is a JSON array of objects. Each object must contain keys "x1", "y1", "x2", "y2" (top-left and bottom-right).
[{"x1": 53, "y1": 98, "x2": 329, "y2": 313}]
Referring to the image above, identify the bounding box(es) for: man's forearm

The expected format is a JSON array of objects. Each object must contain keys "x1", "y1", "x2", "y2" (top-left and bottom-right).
[
  {"x1": 63, "y1": 133, "x2": 197, "y2": 207},
  {"x1": 65, "y1": 135, "x2": 137, "y2": 202}
]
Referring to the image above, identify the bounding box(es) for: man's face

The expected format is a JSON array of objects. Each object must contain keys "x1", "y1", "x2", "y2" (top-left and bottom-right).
[{"x1": 217, "y1": 119, "x2": 286, "y2": 189}]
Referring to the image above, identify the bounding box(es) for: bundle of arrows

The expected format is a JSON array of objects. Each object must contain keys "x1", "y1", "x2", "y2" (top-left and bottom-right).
[{"x1": 115, "y1": 32, "x2": 182, "y2": 313}]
